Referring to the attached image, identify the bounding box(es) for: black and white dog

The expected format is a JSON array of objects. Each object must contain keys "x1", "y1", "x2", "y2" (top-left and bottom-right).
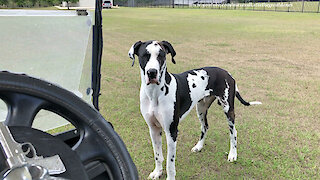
[{"x1": 128, "y1": 40, "x2": 261, "y2": 180}]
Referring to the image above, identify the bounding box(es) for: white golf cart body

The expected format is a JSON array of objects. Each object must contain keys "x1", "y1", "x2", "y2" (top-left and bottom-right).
[
  {"x1": 0, "y1": 10, "x2": 93, "y2": 130},
  {"x1": 0, "y1": 6, "x2": 138, "y2": 179}
]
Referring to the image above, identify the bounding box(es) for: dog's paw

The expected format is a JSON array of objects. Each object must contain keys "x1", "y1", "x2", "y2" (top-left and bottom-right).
[
  {"x1": 227, "y1": 151, "x2": 237, "y2": 162},
  {"x1": 148, "y1": 169, "x2": 163, "y2": 179},
  {"x1": 191, "y1": 146, "x2": 201, "y2": 152},
  {"x1": 191, "y1": 143, "x2": 203, "y2": 152}
]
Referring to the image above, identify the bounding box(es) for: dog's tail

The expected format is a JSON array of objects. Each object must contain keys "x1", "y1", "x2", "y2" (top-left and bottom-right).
[{"x1": 235, "y1": 84, "x2": 262, "y2": 106}]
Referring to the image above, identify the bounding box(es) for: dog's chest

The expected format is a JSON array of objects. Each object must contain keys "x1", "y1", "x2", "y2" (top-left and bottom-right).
[
  {"x1": 149, "y1": 105, "x2": 162, "y2": 126},
  {"x1": 141, "y1": 90, "x2": 175, "y2": 127},
  {"x1": 141, "y1": 99, "x2": 165, "y2": 127}
]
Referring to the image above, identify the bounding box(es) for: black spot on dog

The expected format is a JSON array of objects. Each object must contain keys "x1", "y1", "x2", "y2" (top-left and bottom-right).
[
  {"x1": 229, "y1": 129, "x2": 233, "y2": 134},
  {"x1": 165, "y1": 85, "x2": 169, "y2": 95},
  {"x1": 229, "y1": 125, "x2": 234, "y2": 130},
  {"x1": 192, "y1": 83, "x2": 196, "y2": 88},
  {"x1": 171, "y1": 159, "x2": 174, "y2": 162},
  {"x1": 161, "y1": 86, "x2": 164, "y2": 91},
  {"x1": 165, "y1": 72, "x2": 171, "y2": 84},
  {"x1": 172, "y1": 73, "x2": 192, "y2": 119},
  {"x1": 201, "y1": 76, "x2": 204, "y2": 80},
  {"x1": 169, "y1": 99, "x2": 179, "y2": 142},
  {"x1": 234, "y1": 137, "x2": 236, "y2": 141},
  {"x1": 156, "y1": 157, "x2": 158, "y2": 161},
  {"x1": 189, "y1": 71, "x2": 197, "y2": 76},
  {"x1": 200, "y1": 131, "x2": 204, "y2": 140},
  {"x1": 169, "y1": 121, "x2": 178, "y2": 142}
]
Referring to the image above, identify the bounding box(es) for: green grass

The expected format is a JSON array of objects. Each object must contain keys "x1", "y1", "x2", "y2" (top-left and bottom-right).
[{"x1": 100, "y1": 8, "x2": 320, "y2": 179}]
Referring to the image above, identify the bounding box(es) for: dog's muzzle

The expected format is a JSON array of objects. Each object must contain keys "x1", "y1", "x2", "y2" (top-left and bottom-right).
[{"x1": 146, "y1": 69, "x2": 159, "y2": 85}]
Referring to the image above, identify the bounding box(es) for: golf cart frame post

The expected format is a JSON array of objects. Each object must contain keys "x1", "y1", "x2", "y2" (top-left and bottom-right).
[{"x1": 92, "y1": 0, "x2": 103, "y2": 111}]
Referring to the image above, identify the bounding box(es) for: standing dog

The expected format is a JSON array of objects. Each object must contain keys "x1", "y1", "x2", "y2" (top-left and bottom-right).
[{"x1": 128, "y1": 40, "x2": 261, "y2": 180}]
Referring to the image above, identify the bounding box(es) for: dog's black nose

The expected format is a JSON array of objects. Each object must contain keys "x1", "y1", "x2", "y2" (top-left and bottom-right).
[{"x1": 147, "y1": 69, "x2": 158, "y2": 79}]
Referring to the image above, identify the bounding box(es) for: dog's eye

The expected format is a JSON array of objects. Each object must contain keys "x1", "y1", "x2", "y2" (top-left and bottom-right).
[{"x1": 142, "y1": 54, "x2": 151, "y2": 61}]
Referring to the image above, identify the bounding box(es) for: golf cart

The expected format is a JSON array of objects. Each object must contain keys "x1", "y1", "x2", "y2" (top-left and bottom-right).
[{"x1": 0, "y1": 1, "x2": 138, "y2": 179}]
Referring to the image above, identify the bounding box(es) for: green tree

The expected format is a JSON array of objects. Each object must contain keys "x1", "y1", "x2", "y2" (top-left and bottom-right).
[{"x1": 0, "y1": 0, "x2": 8, "y2": 6}]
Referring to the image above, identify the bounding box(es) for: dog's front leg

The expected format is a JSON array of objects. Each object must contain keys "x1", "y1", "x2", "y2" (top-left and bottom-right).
[
  {"x1": 148, "y1": 124, "x2": 164, "y2": 179},
  {"x1": 164, "y1": 128, "x2": 177, "y2": 180}
]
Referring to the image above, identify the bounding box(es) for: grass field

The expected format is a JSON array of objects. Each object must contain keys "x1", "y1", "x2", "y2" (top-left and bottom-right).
[{"x1": 100, "y1": 8, "x2": 320, "y2": 179}]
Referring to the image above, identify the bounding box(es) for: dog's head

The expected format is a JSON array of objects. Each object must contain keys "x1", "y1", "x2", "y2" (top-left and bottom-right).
[{"x1": 128, "y1": 40, "x2": 176, "y2": 85}]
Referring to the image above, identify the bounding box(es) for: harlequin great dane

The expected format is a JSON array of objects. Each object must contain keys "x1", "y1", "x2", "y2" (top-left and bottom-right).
[{"x1": 128, "y1": 40, "x2": 261, "y2": 180}]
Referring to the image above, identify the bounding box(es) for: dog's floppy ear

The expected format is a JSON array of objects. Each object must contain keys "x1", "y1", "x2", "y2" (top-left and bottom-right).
[
  {"x1": 161, "y1": 41, "x2": 176, "y2": 64},
  {"x1": 128, "y1": 41, "x2": 142, "y2": 67}
]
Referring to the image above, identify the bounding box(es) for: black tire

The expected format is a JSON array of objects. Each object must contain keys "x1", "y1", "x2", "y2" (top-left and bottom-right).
[{"x1": 0, "y1": 71, "x2": 138, "y2": 180}]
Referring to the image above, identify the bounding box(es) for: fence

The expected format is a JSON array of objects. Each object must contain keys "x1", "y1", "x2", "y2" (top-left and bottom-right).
[{"x1": 114, "y1": 0, "x2": 320, "y2": 13}]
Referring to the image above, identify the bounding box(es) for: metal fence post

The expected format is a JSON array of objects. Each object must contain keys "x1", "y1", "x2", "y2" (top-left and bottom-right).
[
  {"x1": 302, "y1": 0, "x2": 305, "y2": 13},
  {"x1": 318, "y1": 0, "x2": 320, "y2": 13}
]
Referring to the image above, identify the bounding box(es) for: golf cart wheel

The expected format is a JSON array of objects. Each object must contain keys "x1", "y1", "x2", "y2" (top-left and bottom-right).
[{"x1": 0, "y1": 71, "x2": 138, "y2": 180}]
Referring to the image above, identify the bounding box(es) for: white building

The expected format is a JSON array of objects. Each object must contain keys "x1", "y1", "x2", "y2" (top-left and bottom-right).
[{"x1": 79, "y1": 0, "x2": 95, "y2": 8}]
